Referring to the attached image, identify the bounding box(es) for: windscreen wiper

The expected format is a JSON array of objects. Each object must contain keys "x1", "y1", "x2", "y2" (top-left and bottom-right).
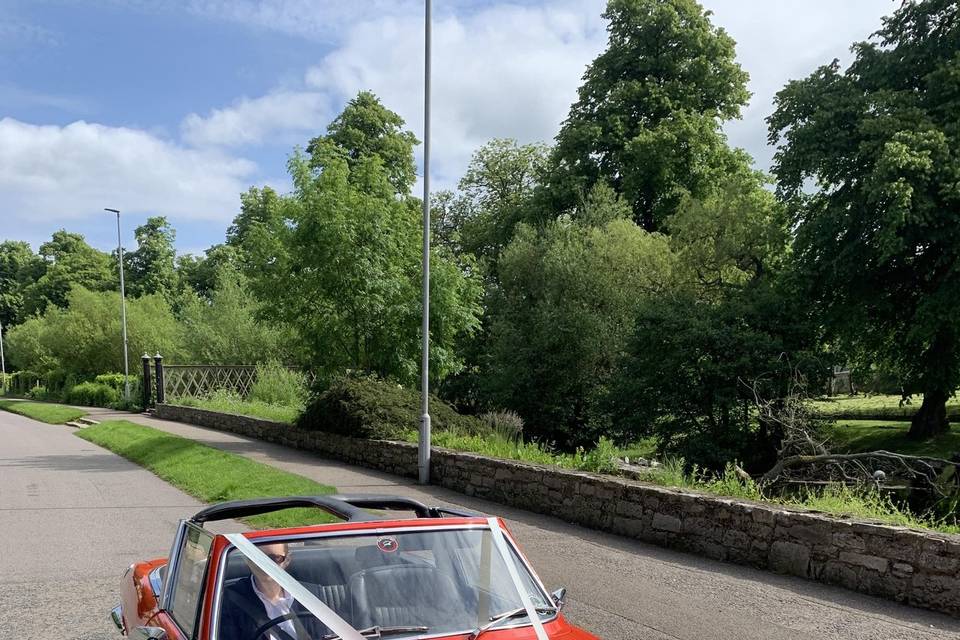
[
  {"x1": 468, "y1": 606, "x2": 557, "y2": 640},
  {"x1": 322, "y1": 625, "x2": 429, "y2": 640}
]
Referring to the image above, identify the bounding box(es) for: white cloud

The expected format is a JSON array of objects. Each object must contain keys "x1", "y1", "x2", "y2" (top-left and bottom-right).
[
  {"x1": 181, "y1": 91, "x2": 331, "y2": 147},
  {"x1": 305, "y1": 1, "x2": 607, "y2": 188},
  {"x1": 0, "y1": 118, "x2": 257, "y2": 223}
]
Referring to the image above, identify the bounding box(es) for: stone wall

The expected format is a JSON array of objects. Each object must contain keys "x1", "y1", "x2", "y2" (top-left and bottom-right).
[{"x1": 155, "y1": 403, "x2": 960, "y2": 617}]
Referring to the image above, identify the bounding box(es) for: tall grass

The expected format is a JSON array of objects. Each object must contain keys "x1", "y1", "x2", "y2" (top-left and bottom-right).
[
  {"x1": 250, "y1": 362, "x2": 309, "y2": 408},
  {"x1": 177, "y1": 389, "x2": 301, "y2": 424}
]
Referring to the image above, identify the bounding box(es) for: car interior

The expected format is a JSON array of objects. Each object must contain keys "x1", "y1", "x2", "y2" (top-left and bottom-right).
[{"x1": 220, "y1": 542, "x2": 488, "y2": 632}]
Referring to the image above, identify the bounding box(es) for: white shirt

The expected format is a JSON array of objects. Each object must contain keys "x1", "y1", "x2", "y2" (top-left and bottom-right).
[{"x1": 251, "y1": 576, "x2": 297, "y2": 640}]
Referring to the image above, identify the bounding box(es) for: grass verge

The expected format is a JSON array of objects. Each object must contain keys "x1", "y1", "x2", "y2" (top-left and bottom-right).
[
  {"x1": 77, "y1": 420, "x2": 336, "y2": 528},
  {"x1": 173, "y1": 390, "x2": 300, "y2": 424},
  {"x1": 810, "y1": 394, "x2": 960, "y2": 419},
  {"x1": 0, "y1": 399, "x2": 86, "y2": 424},
  {"x1": 824, "y1": 419, "x2": 960, "y2": 458}
]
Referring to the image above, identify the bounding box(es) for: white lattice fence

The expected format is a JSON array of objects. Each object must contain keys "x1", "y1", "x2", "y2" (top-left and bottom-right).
[
  {"x1": 162, "y1": 365, "x2": 316, "y2": 400},
  {"x1": 163, "y1": 365, "x2": 256, "y2": 400}
]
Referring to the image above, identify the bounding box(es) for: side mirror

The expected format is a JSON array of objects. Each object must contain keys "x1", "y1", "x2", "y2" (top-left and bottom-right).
[
  {"x1": 551, "y1": 587, "x2": 567, "y2": 611},
  {"x1": 131, "y1": 627, "x2": 168, "y2": 640}
]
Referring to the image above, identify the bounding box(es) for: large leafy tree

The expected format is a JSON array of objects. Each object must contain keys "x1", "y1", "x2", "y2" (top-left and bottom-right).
[
  {"x1": 0, "y1": 240, "x2": 44, "y2": 327},
  {"x1": 307, "y1": 91, "x2": 419, "y2": 195},
  {"x1": 609, "y1": 282, "x2": 821, "y2": 471},
  {"x1": 550, "y1": 0, "x2": 750, "y2": 231},
  {"x1": 21, "y1": 231, "x2": 114, "y2": 316},
  {"x1": 768, "y1": 0, "x2": 960, "y2": 439},
  {"x1": 253, "y1": 93, "x2": 482, "y2": 386},
  {"x1": 487, "y1": 186, "x2": 675, "y2": 447},
  {"x1": 126, "y1": 216, "x2": 177, "y2": 300}
]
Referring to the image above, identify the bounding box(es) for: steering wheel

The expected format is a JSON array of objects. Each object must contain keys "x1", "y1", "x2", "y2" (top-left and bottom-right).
[{"x1": 250, "y1": 610, "x2": 327, "y2": 640}]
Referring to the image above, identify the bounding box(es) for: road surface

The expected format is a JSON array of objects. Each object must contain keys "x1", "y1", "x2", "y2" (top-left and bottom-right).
[{"x1": 3, "y1": 406, "x2": 960, "y2": 639}]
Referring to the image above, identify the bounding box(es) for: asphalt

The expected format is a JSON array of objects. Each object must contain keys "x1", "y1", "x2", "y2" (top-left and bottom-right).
[{"x1": 3, "y1": 406, "x2": 960, "y2": 639}]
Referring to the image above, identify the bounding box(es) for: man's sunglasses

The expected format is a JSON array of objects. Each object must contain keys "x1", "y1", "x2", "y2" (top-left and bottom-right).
[{"x1": 265, "y1": 553, "x2": 288, "y2": 564}]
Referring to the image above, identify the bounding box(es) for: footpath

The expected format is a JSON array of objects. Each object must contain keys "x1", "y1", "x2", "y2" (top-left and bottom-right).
[{"x1": 81, "y1": 407, "x2": 960, "y2": 640}]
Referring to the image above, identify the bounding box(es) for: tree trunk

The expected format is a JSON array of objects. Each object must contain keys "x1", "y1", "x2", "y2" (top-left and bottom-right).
[{"x1": 908, "y1": 388, "x2": 950, "y2": 440}]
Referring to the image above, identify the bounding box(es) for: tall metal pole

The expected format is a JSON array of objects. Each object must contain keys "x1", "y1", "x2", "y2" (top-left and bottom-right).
[
  {"x1": 418, "y1": 0, "x2": 433, "y2": 485},
  {"x1": 0, "y1": 320, "x2": 6, "y2": 392},
  {"x1": 106, "y1": 208, "x2": 130, "y2": 402}
]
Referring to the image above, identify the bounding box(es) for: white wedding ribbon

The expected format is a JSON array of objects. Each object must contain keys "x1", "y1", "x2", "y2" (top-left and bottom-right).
[
  {"x1": 225, "y1": 533, "x2": 365, "y2": 640},
  {"x1": 486, "y1": 518, "x2": 550, "y2": 640}
]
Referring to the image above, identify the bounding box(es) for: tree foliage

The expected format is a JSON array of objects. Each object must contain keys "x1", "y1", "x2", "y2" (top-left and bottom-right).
[
  {"x1": 487, "y1": 186, "x2": 675, "y2": 447},
  {"x1": 6, "y1": 287, "x2": 184, "y2": 381},
  {"x1": 21, "y1": 231, "x2": 114, "y2": 317},
  {"x1": 609, "y1": 283, "x2": 822, "y2": 471},
  {"x1": 768, "y1": 0, "x2": 960, "y2": 438},
  {"x1": 178, "y1": 264, "x2": 295, "y2": 365},
  {"x1": 550, "y1": 0, "x2": 750, "y2": 231},
  {"x1": 0, "y1": 240, "x2": 44, "y2": 327},
  {"x1": 125, "y1": 216, "x2": 177, "y2": 300},
  {"x1": 251, "y1": 93, "x2": 482, "y2": 386},
  {"x1": 307, "y1": 91, "x2": 419, "y2": 195}
]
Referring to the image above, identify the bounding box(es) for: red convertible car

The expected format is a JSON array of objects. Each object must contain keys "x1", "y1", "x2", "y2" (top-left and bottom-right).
[{"x1": 110, "y1": 494, "x2": 599, "y2": 640}]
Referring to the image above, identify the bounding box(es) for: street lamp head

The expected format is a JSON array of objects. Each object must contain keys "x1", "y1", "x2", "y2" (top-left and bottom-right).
[{"x1": 104, "y1": 207, "x2": 120, "y2": 214}]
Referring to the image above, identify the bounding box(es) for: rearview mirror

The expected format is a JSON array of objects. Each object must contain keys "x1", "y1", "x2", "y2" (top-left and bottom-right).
[
  {"x1": 551, "y1": 587, "x2": 567, "y2": 610},
  {"x1": 131, "y1": 627, "x2": 168, "y2": 640}
]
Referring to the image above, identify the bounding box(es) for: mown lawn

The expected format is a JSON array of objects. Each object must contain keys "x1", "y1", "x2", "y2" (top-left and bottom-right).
[
  {"x1": 0, "y1": 399, "x2": 85, "y2": 424},
  {"x1": 77, "y1": 420, "x2": 337, "y2": 528},
  {"x1": 824, "y1": 419, "x2": 960, "y2": 459},
  {"x1": 810, "y1": 394, "x2": 960, "y2": 419}
]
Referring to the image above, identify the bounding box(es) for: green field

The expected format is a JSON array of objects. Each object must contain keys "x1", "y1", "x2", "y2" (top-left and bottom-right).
[
  {"x1": 78, "y1": 420, "x2": 337, "y2": 528},
  {"x1": 824, "y1": 419, "x2": 960, "y2": 459},
  {"x1": 810, "y1": 394, "x2": 960, "y2": 419},
  {"x1": 0, "y1": 400, "x2": 86, "y2": 424}
]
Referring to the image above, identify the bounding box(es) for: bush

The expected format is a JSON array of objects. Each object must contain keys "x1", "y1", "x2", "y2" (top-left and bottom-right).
[
  {"x1": 65, "y1": 381, "x2": 120, "y2": 407},
  {"x1": 298, "y1": 374, "x2": 484, "y2": 440},
  {"x1": 250, "y1": 362, "x2": 309, "y2": 408},
  {"x1": 479, "y1": 410, "x2": 524, "y2": 443},
  {"x1": 27, "y1": 385, "x2": 51, "y2": 401},
  {"x1": 94, "y1": 372, "x2": 127, "y2": 390}
]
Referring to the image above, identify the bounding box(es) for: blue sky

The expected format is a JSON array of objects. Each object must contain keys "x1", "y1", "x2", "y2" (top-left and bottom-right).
[{"x1": 0, "y1": 0, "x2": 892, "y2": 257}]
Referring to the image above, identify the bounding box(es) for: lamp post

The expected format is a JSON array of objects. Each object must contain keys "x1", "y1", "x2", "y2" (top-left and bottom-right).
[
  {"x1": 418, "y1": 0, "x2": 433, "y2": 485},
  {"x1": 105, "y1": 208, "x2": 130, "y2": 402},
  {"x1": 0, "y1": 319, "x2": 6, "y2": 392}
]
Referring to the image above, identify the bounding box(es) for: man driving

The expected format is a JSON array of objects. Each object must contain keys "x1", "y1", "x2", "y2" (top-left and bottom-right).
[{"x1": 219, "y1": 542, "x2": 325, "y2": 640}]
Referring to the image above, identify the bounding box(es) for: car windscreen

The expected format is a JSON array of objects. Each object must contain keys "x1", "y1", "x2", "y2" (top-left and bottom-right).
[{"x1": 216, "y1": 526, "x2": 555, "y2": 640}]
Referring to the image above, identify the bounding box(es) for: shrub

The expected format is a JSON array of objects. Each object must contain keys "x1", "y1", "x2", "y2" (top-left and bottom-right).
[
  {"x1": 94, "y1": 372, "x2": 127, "y2": 390},
  {"x1": 298, "y1": 374, "x2": 484, "y2": 440},
  {"x1": 574, "y1": 436, "x2": 621, "y2": 474},
  {"x1": 27, "y1": 385, "x2": 53, "y2": 401},
  {"x1": 65, "y1": 381, "x2": 120, "y2": 407},
  {"x1": 478, "y1": 410, "x2": 524, "y2": 443},
  {"x1": 250, "y1": 362, "x2": 309, "y2": 408}
]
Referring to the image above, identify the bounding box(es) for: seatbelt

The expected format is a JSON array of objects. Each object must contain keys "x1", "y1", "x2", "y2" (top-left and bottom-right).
[
  {"x1": 486, "y1": 518, "x2": 549, "y2": 640},
  {"x1": 225, "y1": 533, "x2": 365, "y2": 640}
]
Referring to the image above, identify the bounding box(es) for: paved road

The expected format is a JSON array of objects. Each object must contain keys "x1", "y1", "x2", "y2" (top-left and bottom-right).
[
  {"x1": 3, "y1": 405, "x2": 959, "y2": 639},
  {"x1": 71, "y1": 407, "x2": 960, "y2": 640},
  {"x1": 0, "y1": 410, "x2": 235, "y2": 639}
]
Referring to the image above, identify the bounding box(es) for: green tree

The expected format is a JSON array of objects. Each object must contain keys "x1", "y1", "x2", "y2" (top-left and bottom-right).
[
  {"x1": 667, "y1": 167, "x2": 788, "y2": 296},
  {"x1": 0, "y1": 240, "x2": 44, "y2": 327},
  {"x1": 252, "y1": 96, "x2": 482, "y2": 386},
  {"x1": 179, "y1": 264, "x2": 295, "y2": 364},
  {"x1": 454, "y1": 139, "x2": 550, "y2": 272},
  {"x1": 307, "y1": 91, "x2": 419, "y2": 195},
  {"x1": 768, "y1": 0, "x2": 960, "y2": 439},
  {"x1": 487, "y1": 187, "x2": 675, "y2": 447},
  {"x1": 22, "y1": 231, "x2": 114, "y2": 316},
  {"x1": 609, "y1": 282, "x2": 821, "y2": 471},
  {"x1": 176, "y1": 244, "x2": 241, "y2": 300},
  {"x1": 550, "y1": 0, "x2": 750, "y2": 231},
  {"x1": 6, "y1": 286, "x2": 184, "y2": 381},
  {"x1": 126, "y1": 216, "x2": 177, "y2": 300}
]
